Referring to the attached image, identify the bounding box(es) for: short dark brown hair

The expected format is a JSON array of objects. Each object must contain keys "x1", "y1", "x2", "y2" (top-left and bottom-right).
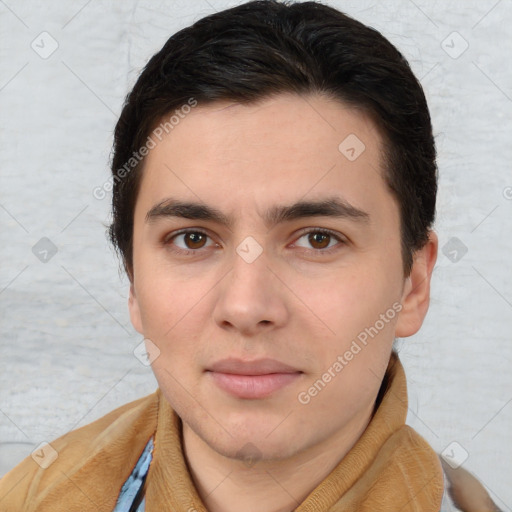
[{"x1": 109, "y1": 0, "x2": 437, "y2": 279}]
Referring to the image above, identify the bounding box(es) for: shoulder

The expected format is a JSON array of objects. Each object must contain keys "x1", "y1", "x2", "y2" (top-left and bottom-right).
[
  {"x1": 385, "y1": 426, "x2": 500, "y2": 511},
  {"x1": 0, "y1": 390, "x2": 159, "y2": 512},
  {"x1": 440, "y1": 457, "x2": 502, "y2": 512}
]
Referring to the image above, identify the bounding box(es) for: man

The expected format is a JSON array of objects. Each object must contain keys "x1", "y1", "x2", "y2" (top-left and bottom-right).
[{"x1": 0, "y1": 1, "x2": 500, "y2": 510}]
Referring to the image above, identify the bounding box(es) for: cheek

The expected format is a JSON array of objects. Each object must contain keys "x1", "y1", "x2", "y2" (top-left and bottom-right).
[
  {"x1": 300, "y1": 264, "x2": 399, "y2": 331},
  {"x1": 134, "y1": 268, "x2": 207, "y2": 340},
  {"x1": 293, "y1": 263, "x2": 402, "y2": 379}
]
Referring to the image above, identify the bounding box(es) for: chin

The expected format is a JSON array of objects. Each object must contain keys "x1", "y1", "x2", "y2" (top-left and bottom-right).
[
  {"x1": 187, "y1": 410, "x2": 303, "y2": 460},
  {"x1": 215, "y1": 435, "x2": 303, "y2": 464}
]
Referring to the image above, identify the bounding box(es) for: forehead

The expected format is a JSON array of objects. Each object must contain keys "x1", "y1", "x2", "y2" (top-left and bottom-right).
[{"x1": 136, "y1": 92, "x2": 394, "y2": 225}]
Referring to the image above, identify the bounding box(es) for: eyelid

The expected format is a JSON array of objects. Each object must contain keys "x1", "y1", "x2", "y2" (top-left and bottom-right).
[
  {"x1": 163, "y1": 228, "x2": 211, "y2": 244},
  {"x1": 293, "y1": 227, "x2": 346, "y2": 242}
]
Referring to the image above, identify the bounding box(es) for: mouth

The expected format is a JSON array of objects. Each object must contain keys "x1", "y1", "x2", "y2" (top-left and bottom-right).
[{"x1": 205, "y1": 358, "x2": 303, "y2": 399}]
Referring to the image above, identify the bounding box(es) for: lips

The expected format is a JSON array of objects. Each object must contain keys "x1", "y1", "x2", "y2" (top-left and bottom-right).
[
  {"x1": 207, "y1": 357, "x2": 301, "y2": 375},
  {"x1": 206, "y1": 358, "x2": 302, "y2": 399}
]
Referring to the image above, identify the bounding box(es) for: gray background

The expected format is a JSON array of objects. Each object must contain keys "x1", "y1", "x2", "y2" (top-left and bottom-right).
[{"x1": 1, "y1": 0, "x2": 511, "y2": 507}]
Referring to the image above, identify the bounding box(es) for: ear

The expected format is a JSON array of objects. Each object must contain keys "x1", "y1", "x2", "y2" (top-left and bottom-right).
[
  {"x1": 128, "y1": 282, "x2": 144, "y2": 335},
  {"x1": 395, "y1": 231, "x2": 438, "y2": 338}
]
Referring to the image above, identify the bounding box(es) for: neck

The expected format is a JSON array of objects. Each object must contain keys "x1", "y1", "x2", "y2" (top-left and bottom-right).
[{"x1": 182, "y1": 403, "x2": 374, "y2": 512}]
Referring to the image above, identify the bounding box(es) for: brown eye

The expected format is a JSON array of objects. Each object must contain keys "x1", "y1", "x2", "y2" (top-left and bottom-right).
[
  {"x1": 307, "y1": 232, "x2": 331, "y2": 249},
  {"x1": 166, "y1": 230, "x2": 215, "y2": 253},
  {"x1": 293, "y1": 229, "x2": 345, "y2": 254},
  {"x1": 183, "y1": 232, "x2": 207, "y2": 249}
]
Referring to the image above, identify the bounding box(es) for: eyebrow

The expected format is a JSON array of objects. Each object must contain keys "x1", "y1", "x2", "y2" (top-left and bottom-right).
[{"x1": 145, "y1": 196, "x2": 370, "y2": 230}]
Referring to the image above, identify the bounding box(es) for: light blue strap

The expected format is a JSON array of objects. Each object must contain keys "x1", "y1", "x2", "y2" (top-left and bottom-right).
[{"x1": 112, "y1": 437, "x2": 154, "y2": 512}]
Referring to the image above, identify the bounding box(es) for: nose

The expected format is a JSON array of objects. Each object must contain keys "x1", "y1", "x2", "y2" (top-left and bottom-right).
[{"x1": 212, "y1": 242, "x2": 289, "y2": 337}]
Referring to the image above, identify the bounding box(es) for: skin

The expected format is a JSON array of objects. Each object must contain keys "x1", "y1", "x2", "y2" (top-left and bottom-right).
[{"x1": 128, "y1": 92, "x2": 438, "y2": 512}]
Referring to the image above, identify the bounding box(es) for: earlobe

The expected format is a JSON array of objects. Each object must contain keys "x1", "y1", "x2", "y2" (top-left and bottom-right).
[
  {"x1": 128, "y1": 283, "x2": 144, "y2": 335},
  {"x1": 395, "y1": 231, "x2": 438, "y2": 338}
]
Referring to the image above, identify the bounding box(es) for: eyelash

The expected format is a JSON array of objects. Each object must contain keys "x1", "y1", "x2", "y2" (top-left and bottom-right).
[{"x1": 163, "y1": 228, "x2": 346, "y2": 256}]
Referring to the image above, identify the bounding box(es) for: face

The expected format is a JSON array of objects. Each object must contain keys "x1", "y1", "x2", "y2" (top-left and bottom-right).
[{"x1": 129, "y1": 93, "x2": 433, "y2": 463}]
